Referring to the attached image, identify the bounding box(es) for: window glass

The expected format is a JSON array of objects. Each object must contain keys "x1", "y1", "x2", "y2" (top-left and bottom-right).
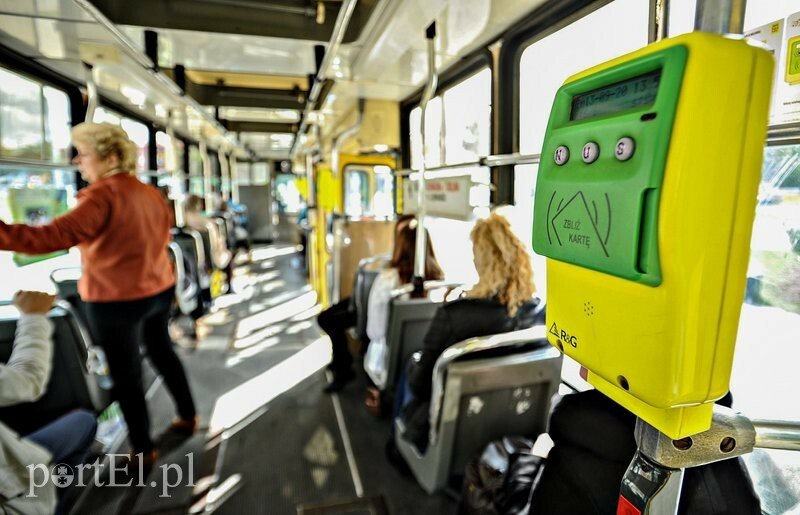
[
  {"x1": 251, "y1": 162, "x2": 270, "y2": 185},
  {"x1": 343, "y1": 167, "x2": 369, "y2": 218},
  {"x1": 409, "y1": 96, "x2": 443, "y2": 170},
  {"x1": 0, "y1": 68, "x2": 44, "y2": 160},
  {"x1": 93, "y1": 106, "x2": 121, "y2": 125},
  {"x1": 732, "y1": 144, "x2": 800, "y2": 513},
  {"x1": 373, "y1": 165, "x2": 395, "y2": 218},
  {"x1": 443, "y1": 68, "x2": 491, "y2": 165},
  {"x1": 275, "y1": 173, "x2": 303, "y2": 214},
  {"x1": 508, "y1": 164, "x2": 547, "y2": 299},
  {"x1": 518, "y1": 0, "x2": 648, "y2": 154},
  {"x1": 188, "y1": 145, "x2": 204, "y2": 196},
  {"x1": 42, "y1": 87, "x2": 71, "y2": 164},
  {"x1": 0, "y1": 166, "x2": 80, "y2": 301},
  {"x1": 425, "y1": 217, "x2": 478, "y2": 286},
  {"x1": 121, "y1": 118, "x2": 149, "y2": 173}
]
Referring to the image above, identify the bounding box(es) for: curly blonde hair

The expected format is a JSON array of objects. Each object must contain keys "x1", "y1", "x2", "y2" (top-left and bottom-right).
[
  {"x1": 468, "y1": 212, "x2": 536, "y2": 316},
  {"x1": 71, "y1": 122, "x2": 138, "y2": 174}
]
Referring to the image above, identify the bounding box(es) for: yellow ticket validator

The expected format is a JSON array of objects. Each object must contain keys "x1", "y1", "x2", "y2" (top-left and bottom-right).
[{"x1": 532, "y1": 32, "x2": 773, "y2": 438}]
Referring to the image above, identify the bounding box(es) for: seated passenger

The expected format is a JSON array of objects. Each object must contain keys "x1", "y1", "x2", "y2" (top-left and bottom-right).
[
  {"x1": 318, "y1": 216, "x2": 444, "y2": 392},
  {"x1": 400, "y1": 212, "x2": 544, "y2": 451},
  {"x1": 0, "y1": 291, "x2": 97, "y2": 515}
]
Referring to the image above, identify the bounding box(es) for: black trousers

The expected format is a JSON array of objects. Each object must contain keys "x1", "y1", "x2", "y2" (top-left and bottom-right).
[
  {"x1": 85, "y1": 286, "x2": 197, "y2": 454},
  {"x1": 317, "y1": 298, "x2": 357, "y2": 374}
]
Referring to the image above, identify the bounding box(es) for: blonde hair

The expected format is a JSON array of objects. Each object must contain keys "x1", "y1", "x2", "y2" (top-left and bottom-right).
[
  {"x1": 468, "y1": 212, "x2": 536, "y2": 316},
  {"x1": 71, "y1": 122, "x2": 138, "y2": 174}
]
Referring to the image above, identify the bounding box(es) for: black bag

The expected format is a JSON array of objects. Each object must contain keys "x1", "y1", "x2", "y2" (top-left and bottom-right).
[{"x1": 460, "y1": 436, "x2": 545, "y2": 515}]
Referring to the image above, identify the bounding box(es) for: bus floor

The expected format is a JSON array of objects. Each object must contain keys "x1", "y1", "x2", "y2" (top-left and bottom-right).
[{"x1": 69, "y1": 241, "x2": 457, "y2": 514}]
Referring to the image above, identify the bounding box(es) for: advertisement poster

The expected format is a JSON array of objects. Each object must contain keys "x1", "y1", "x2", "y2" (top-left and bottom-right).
[
  {"x1": 7, "y1": 187, "x2": 68, "y2": 266},
  {"x1": 745, "y1": 19, "x2": 785, "y2": 122},
  {"x1": 746, "y1": 11, "x2": 800, "y2": 124}
]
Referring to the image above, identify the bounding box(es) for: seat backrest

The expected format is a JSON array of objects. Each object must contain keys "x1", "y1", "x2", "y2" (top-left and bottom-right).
[
  {"x1": 172, "y1": 228, "x2": 210, "y2": 289},
  {"x1": 168, "y1": 242, "x2": 199, "y2": 316},
  {"x1": 353, "y1": 253, "x2": 391, "y2": 342},
  {"x1": 432, "y1": 326, "x2": 562, "y2": 476},
  {"x1": 383, "y1": 297, "x2": 440, "y2": 393},
  {"x1": 0, "y1": 306, "x2": 107, "y2": 435}
]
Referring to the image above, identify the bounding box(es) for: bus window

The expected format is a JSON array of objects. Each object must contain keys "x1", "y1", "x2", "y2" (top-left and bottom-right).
[
  {"x1": 275, "y1": 173, "x2": 304, "y2": 214},
  {"x1": 443, "y1": 68, "x2": 491, "y2": 165},
  {"x1": 518, "y1": 0, "x2": 648, "y2": 156},
  {"x1": 189, "y1": 145, "x2": 204, "y2": 196},
  {"x1": 409, "y1": 96, "x2": 443, "y2": 171},
  {"x1": 121, "y1": 117, "x2": 149, "y2": 174},
  {"x1": 732, "y1": 144, "x2": 800, "y2": 512},
  {"x1": 94, "y1": 107, "x2": 150, "y2": 175},
  {"x1": 0, "y1": 68, "x2": 45, "y2": 160},
  {"x1": 0, "y1": 171, "x2": 79, "y2": 299},
  {"x1": 0, "y1": 67, "x2": 78, "y2": 300},
  {"x1": 251, "y1": 162, "x2": 270, "y2": 185},
  {"x1": 343, "y1": 167, "x2": 369, "y2": 218},
  {"x1": 373, "y1": 165, "x2": 394, "y2": 218},
  {"x1": 43, "y1": 87, "x2": 71, "y2": 164}
]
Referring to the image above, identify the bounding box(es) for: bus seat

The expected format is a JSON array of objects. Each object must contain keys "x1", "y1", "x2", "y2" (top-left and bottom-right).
[
  {"x1": 353, "y1": 253, "x2": 391, "y2": 342},
  {"x1": 382, "y1": 281, "x2": 465, "y2": 394},
  {"x1": 49, "y1": 267, "x2": 88, "y2": 326},
  {"x1": 210, "y1": 219, "x2": 233, "y2": 269},
  {"x1": 0, "y1": 304, "x2": 110, "y2": 435},
  {"x1": 168, "y1": 242, "x2": 199, "y2": 316},
  {"x1": 213, "y1": 212, "x2": 237, "y2": 250},
  {"x1": 394, "y1": 325, "x2": 562, "y2": 493}
]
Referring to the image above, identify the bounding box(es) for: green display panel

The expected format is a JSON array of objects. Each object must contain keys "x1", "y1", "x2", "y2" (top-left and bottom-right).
[
  {"x1": 532, "y1": 45, "x2": 688, "y2": 286},
  {"x1": 8, "y1": 188, "x2": 69, "y2": 266}
]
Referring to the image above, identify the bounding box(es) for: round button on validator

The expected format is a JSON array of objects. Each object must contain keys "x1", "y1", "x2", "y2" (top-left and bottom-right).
[
  {"x1": 582, "y1": 142, "x2": 600, "y2": 164},
  {"x1": 554, "y1": 145, "x2": 569, "y2": 165},
  {"x1": 615, "y1": 137, "x2": 635, "y2": 161}
]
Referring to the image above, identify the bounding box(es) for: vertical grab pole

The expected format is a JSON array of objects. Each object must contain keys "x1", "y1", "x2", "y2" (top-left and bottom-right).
[
  {"x1": 219, "y1": 147, "x2": 231, "y2": 202},
  {"x1": 166, "y1": 110, "x2": 186, "y2": 228},
  {"x1": 230, "y1": 153, "x2": 240, "y2": 204},
  {"x1": 648, "y1": 0, "x2": 670, "y2": 43},
  {"x1": 200, "y1": 140, "x2": 213, "y2": 212},
  {"x1": 694, "y1": 0, "x2": 745, "y2": 34},
  {"x1": 413, "y1": 22, "x2": 438, "y2": 294}
]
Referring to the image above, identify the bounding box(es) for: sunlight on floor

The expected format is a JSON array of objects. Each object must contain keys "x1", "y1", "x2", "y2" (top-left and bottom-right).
[
  {"x1": 225, "y1": 336, "x2": 284, "y2": 368},
  {"x1": 235, "y1": 290, "x2": 317, "y2": 338},
  {"x1": 250, "y1": 246, "x2": 301, "y2": 261},
  {"x1": 231, "y1": 323, "x2": 287, "y2": 350},
  {"x1": 209, "y1": 336, "x2": 331, "y2": 433}
]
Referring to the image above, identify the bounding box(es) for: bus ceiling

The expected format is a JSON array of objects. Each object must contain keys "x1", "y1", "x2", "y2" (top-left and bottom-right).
[{"x1": 85, "y1": 0, "x2": 381, "y2": 42}]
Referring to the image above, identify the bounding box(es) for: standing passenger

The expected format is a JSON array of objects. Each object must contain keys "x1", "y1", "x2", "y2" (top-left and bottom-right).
[{"x1": 0, "y1": 122, "x2": 197, "y2": 465}]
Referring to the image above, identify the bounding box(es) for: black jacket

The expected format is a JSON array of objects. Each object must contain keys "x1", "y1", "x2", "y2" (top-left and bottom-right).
[{"x1": 403, "y1": 296, "x2": 544, "y2": 450}]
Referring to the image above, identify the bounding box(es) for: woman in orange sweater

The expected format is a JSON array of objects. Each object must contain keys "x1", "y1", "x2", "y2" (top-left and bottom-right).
[{"x1": 0, "y1": 122, "x2": 197, "y2": 464}]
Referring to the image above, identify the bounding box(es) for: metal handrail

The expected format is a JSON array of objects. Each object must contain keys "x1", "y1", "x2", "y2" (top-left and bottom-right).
[
  {"x1": 397, "y1": 152, "x2": 541, "y2": 176},
  {"x1": 752, "y1": 419, "x2": 800, "y2": 452},
  {"x1": 357, "y1": 252, "x2": 391, "y2": 270},
  {"x1": 390, "y1": 280, "x2": 465, "y2": 299},
  {"x1": 427, "y1": 325, "x2": 552, "y2": 444}
]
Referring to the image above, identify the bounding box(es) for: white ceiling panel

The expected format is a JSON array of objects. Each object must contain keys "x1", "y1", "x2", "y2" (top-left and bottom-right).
[
  {"x1": 121, "y1": 26, "x2": 318, "y2": 75},
  {"x1": 218, "y1": 107, "x2": 300, "y2": 123}
]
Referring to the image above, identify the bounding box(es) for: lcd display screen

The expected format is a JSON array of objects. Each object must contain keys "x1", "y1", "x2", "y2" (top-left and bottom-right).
[{"x1": 571, "y1": 69, "x2": 662, "y2": 121}]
